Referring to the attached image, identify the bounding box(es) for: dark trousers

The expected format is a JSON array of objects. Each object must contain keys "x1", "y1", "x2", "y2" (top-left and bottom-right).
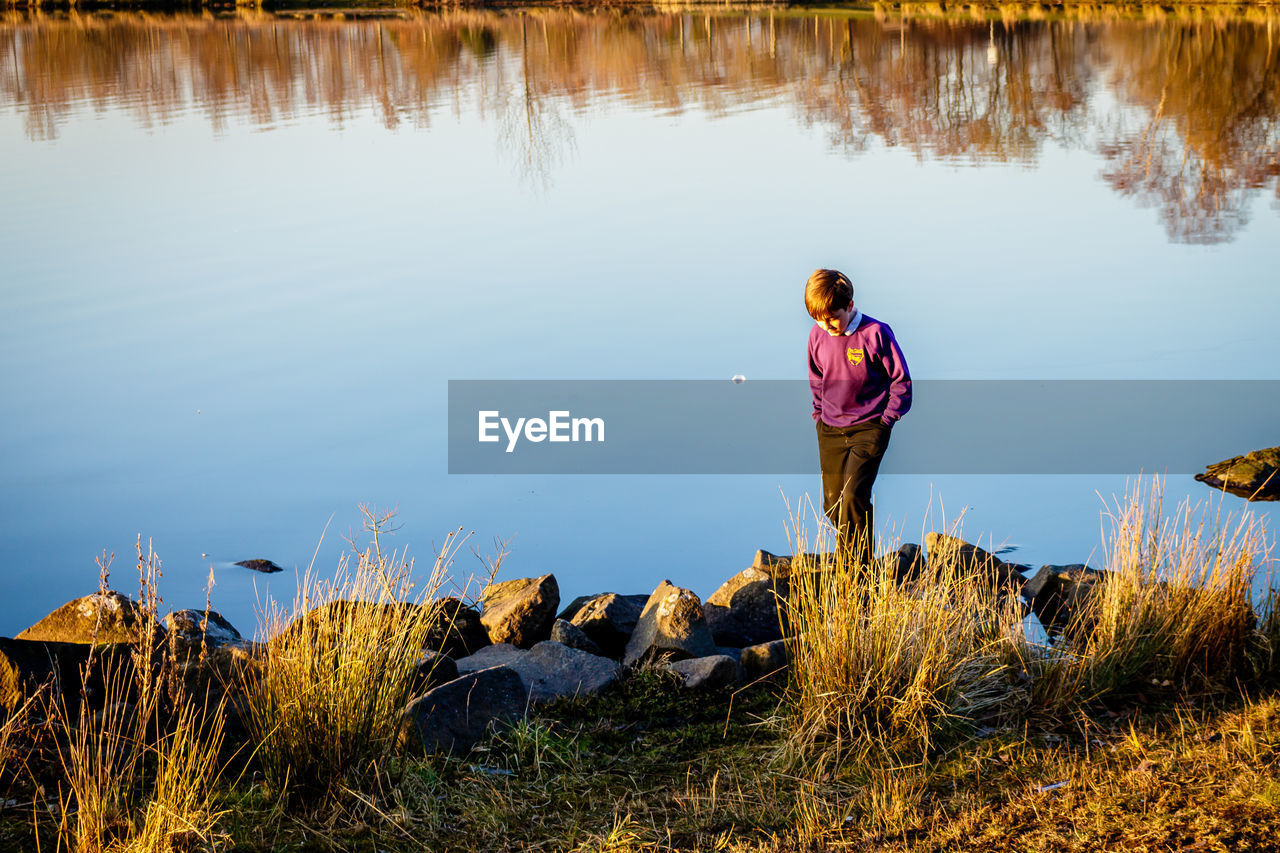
[{"x1": 816, "y1": 419, "x2": 892, "y2": 559}]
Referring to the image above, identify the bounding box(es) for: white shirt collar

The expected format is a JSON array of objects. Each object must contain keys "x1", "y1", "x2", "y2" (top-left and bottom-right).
[{"x1": 842, "y1": 309, "x2": 864, "y2": 335}]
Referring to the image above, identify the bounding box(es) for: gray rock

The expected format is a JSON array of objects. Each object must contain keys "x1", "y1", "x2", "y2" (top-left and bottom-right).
[
  {"x1": 623, "y1": 581, "x2": 716, "y2": 668},
  {"x1": 425, "y1": 597, "x2": 491, "y2": 658},
  {"x1": 514, "y1": 641, "x2": 620, "y2": 704},
  {"x1": 234, "y1": 558, "x2": 284, "y2": 573},
  {"x1": 1023, "y1": 564, "x2": 1105, "y2": 635},
  {"x1": 705, "y1": 567, "x2": 788, "y2": 648},
  {"x1": 409, "y1": 649, "x2": 458, "y2": 696},
  {"x1": 665, "y1": 654, "x2": 741, "y2": 690},
  {"x1": 549, "y1": 619, "x2": 603, "y2": 656},
  {"x1": 455, "y1": 643, "x2": 524, "y2": 674},
  {"x1": 891, "y1": 544, "x2": 926, "y2": 583},
  {"x1": 17, "y1": 591, "x2": 163, "y2": 646},
  {"x1": 740, "y1": 639, "x2": 790, "y2": 681},
  {"x1": 556, "y1": 594, "x2": 598, "y2": 623},
  {"x1": 481, "y1": 574, "x2": 560, "y2": 648},
  {"x1": 570, "y1": 593, "x2": 649, "y2": 659},
  {"x1": 163, "y1": 609, "x2": 241, "y2": 656},
  {"x1": 752, "y1": 549, "x2": 793, "y2": 573},
  {"x1": 714, "y1": 646, "x2": 743, "y2": 662},
  {"x1": 1196, "y1": 446, "x2": 1280, "y2": 501},
  {"x1": 924, "y1": 533, "x2": 1028, "y2": 591},
  {"x1": 400, "y1": 665, "x2": 527, "y2": 755}
]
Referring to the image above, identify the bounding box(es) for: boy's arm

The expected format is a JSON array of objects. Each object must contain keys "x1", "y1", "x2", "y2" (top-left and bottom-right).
[
  {"x1": 808, "y1": 333, "x2": 823, "y2": 422},
  {"x1": 880, "y1": 328, "x2": 912, "y2": 426}
]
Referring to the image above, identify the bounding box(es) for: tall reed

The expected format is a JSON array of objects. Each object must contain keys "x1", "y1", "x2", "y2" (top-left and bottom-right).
[
  {"x1": 1032, "y1": 482, "x2": 1269, "y2": 711},
  {"x1": 780, "y1": 506, "x2": 1021, "y2": 768},
  {"x1": 242, "y1": 509, "x2": 456, "y2": 805},
  {"x1": 52, "y1": 539, "x2": 226, "y2": 853}
]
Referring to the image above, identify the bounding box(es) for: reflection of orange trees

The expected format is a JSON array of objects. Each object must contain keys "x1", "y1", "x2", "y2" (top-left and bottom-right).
[
  {"x1": 1, "y1": 9, "x2": 1277, "y2": 241},
  {"x1": 1098, "y1": 22, "x2": 1280, "y2": 243}
]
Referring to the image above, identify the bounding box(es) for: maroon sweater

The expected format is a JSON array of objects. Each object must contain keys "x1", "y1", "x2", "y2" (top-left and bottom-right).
[{"x1": 807, "y1": 313, "x2": 912, "y2": 427}]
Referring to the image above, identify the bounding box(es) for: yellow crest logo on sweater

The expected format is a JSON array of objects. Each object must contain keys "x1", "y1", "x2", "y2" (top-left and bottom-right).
[{"x1": 847, "y1": 347, "x2": 864, "y2": 365}]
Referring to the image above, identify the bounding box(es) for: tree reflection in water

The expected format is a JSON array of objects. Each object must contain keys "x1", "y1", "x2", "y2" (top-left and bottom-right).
[{"x1": 1, "y1": 7, "x2": 1277, "y2": 243}]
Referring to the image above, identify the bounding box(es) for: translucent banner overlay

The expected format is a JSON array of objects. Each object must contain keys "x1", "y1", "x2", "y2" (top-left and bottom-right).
[{"x1": 447, "y1": 380, "x2": 1279, "y2": 475}]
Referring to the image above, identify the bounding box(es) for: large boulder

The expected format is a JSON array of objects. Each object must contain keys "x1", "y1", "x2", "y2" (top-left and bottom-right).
[
  {"x1": 569, "y1": 593, "x2": 649, "y2": 659},
  {"x1": 549, "y1": 619, "x2": 603, "y2": 656},
  {"x1": 1023, "y1": 564, "x2": 1106, "y2": 635},
  {"x1": 481, "y1": 575, "x2": 560, "y2": 648},
  {"x1": 163, "y1": 610, "x2": 242, "y2": 657},
  {"x1": 424, "y1": 597, "x2": 491, "y2": 658},
  {"x1": 400, "y1": 665, "x2": 526, "y2": 755},
  {"x1": 0, "y1": 638, "x2": 134, "y2": 714},
  {"x1": 408, "y1": 649, "x2": 458, "y2": 697},
  {"x1": 1196, "y1": 446, "x2": 1280, "y2": 501},
  {"x1": 752, "y1": 549, "x2": 793, "y2": 574},
  {"x1": 513, "y1": 641, "x2": 621, "y2": 704},
  {"x1": 704, "y1": 567, "x2": 788, "y2": 648},
  {"x1": 924, "y1": 533, "x2": 1029, "y2": 591},
  {"x1": 455, "y1": 643, "x2": 525, "y2": 675},
  {"x1": 740, "y1": 639, "x2": 790, "y2": 682},
  {"x1": 890, "y1": 544, "x2": 926, "y2": 583},
  {"x1": 623, "y1": 581, "x2": 716, "y2": 668},
  {"x1": 18, "y1": 592, "x2": 162, "y2": 646}
]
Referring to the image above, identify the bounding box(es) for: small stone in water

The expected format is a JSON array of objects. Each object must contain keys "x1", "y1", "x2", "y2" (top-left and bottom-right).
[{"x1": 235, "y1": 558, "x2": 284, "y2": 574}]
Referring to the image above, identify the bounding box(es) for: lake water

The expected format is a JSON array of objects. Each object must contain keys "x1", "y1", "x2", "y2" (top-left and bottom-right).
[{"x1": 1, "y1": 6, "x2": 1277, "y2": 637}]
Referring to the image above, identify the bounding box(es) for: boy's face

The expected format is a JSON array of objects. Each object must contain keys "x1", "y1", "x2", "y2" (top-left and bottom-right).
[{"x1": 817, "y1": 303, "x2": 856, "y2": 336}]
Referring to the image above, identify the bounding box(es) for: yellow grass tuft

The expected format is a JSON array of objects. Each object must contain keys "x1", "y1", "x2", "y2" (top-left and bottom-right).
[{"x1": 241, "y1": 507, "x2": 457, "y2": 805}]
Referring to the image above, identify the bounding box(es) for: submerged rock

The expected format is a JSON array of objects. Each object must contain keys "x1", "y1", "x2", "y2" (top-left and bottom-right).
[
  {"x1": 17, "y1": 591, "x2": 162, "y2": 646},
  {"x1": 234, "y1": 559, "x2": 284, "y2": 573},
  {"x1": 1196, "y1": 446, "x2": 1280, "y2": 501}
]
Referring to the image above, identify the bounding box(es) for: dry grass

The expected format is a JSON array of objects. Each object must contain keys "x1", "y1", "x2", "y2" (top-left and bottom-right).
[
  {"x1": 779, "y1": 505, "x2": 1023, "y2": 770},
  {"x1": 50, "y1": 539, "x2": 227, "y2": 853},
  {"x1": 240, "y1": 507, "x2": 457, "y2": 805},
  {"x1": 1030, "y1": 482, "x2": 1271, "y2": 714}
]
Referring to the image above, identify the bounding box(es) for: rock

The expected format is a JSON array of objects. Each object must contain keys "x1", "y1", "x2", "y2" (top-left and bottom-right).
[
  {"x1": 1023, "y1": 564, "x2": 1105, "y2": 635},
  {"x1": 0, "y1": 638, "x2": 134, "y2": 714},
  {"x1": 714, "y1": 646, "x2": 743, "y2": 662},
  {"x1": 481, "y1": 575, "x2": 560, "y2": 649},
  {"x1": 891, "y1": 544, "x2": 926, "y2": 583},
  {"x1": 400, "y1": 665, "x2": 526, "y2": 755},
  {"x1": 425, "y1": 598, "x2": 491, "y2": 658},
  {"x1": 277, "y1": 600, "x2": 418, "y2": 647},
  {"x1": 549, "y1": 619, "x2": 603, "y2": 656},
  {"x1": 409, "y1": 650, "x2": 458, "y2": 696},
  {"x1": 740, "y1": 639, "x2": 790, "y2": 681},
  {"x1": 235, "y1": 558, "x2": 284, "y2": 573},
  {"x1": 455, "y1": 643, "x2": 525, "y2": 675},
  {"x1": 514, "y1": 641, "x2": 621, "y2": 704},
  {"x1": 924, "y1": 533, "x2": 1028, "y2": 591},
  {"x1": 17, "y1": 592, "x2": 163, "y2": 646},
  {"x1": 752, "y1": 549, "x2": 793, "y2": 573},
  {"x1": 1196, "y1": 446, "x2": 1280, "y2": 501},
  {"x1": 622, "y1": 581, "x2": 716, "y2": 668},
  {"x1": 556, "y1": 594, "x2": 598, "y2": 623},
  {"x1": 705, "y1": 567, "x2": 788, "y2": 648},
  {"x1": 569, "y1": 594, "x2": 649, "y2": 659},
  {"x1": 665, "y1": 655, "x2": 741, "y2": 690},
  {"x1": 163, "y1": 610, "x2": 241, "y2": 657}
]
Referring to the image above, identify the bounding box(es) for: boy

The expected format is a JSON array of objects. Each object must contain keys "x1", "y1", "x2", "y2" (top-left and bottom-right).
[{"x1": 805, "y1": 268, "x2": 912, "y2": 560}]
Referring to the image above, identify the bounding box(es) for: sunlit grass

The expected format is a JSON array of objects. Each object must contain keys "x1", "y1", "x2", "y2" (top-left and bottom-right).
[{"x1": 240, "y1": 508, "x2": 457, "y2": 805}]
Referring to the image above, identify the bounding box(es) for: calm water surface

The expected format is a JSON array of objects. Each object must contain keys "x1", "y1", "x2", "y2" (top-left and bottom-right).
[{"x1": 1, "y1": 7, "x2": 1277, "y2": 635}]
